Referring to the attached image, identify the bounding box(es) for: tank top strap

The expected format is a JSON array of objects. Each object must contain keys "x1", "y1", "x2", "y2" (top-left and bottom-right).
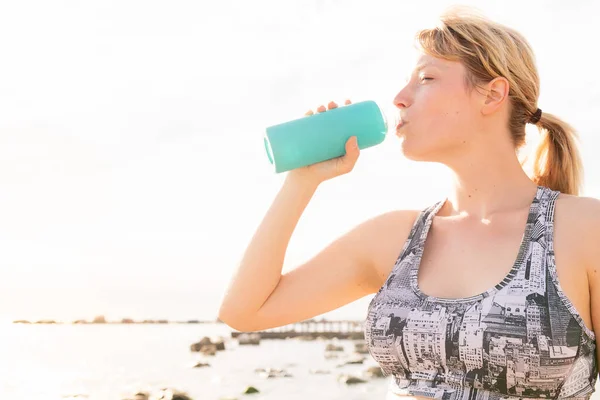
[
  {"x1": 526, "y1": 185, "x2": 553, "y2": 243},
  {"x1": 542, "y1": 187, "x2": 596, "y2": 339},
  {"x1": 394, "y1": 200, "x2": 445, "y2": 265},
  {"x1": 541, "y1": 186, "x2": 560, "y2": 249},
  {"x1": 520, "y1": 185, "x2": 553, "y2": 274},
  {"x1": 530, "y1": 185, "x2": 559, "y2": 266}
]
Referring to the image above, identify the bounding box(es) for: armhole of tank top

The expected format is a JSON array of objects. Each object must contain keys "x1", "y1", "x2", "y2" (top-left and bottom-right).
[
  {"x1": 383, "y1": 203, "x2": 439, "y2": 289},
  {"x1": 395, "y1": 206, "x2": 430, "y2": 264},
  {"x1": 369, "y1": 204, "x2": 433, "y2": 301},
  {"x1": 545, "y1": 190, "x2": 596, "y2": 341}
]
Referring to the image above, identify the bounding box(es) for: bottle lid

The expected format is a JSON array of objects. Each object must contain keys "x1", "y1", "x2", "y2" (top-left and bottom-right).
[{"x1": 376, "y1": 103, "x2": 398, "y2": 137}]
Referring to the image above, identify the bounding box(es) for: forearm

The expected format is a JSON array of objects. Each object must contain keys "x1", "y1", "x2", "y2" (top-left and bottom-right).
[{"x1": 218, "y1": 174, "x2": 319, "y2": 327}]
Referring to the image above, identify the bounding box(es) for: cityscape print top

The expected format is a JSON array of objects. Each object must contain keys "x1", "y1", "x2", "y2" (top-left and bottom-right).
[{"x1": 365, "y1": 186, "x2": 597, "y2": 400}]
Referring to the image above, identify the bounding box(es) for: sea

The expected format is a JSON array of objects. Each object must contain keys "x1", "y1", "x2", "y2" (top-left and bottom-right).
[{"x1": 0, "y1": 323, "x2": 391, "y2": 400}]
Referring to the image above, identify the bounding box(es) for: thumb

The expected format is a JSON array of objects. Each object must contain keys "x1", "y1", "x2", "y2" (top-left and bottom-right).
[
  {"x1": 342, "y1": 136, "x2": 360, "y2": 162},
  {"x1": 347, "y1": 136, "x2": 359, "y2": 152}
]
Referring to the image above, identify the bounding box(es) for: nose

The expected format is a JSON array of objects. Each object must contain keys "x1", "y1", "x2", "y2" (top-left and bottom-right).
[{"x1": 393, "y1": 84, "x2": 412, "y2": 109}]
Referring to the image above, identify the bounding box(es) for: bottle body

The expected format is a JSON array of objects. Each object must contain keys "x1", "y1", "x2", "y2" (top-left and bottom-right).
[{"x1": 264, "y1": 100, "x2": 388, "y2": 173}]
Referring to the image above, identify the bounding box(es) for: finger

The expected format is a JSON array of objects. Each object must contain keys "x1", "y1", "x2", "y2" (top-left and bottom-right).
[
  {"x1": 304, "y1": 109, "x2": 314, "y2": 116},
  {"x1": 344, "y1": 99, "x2": 352, "y2": 105},
  {"x1": 316, "y1": 105, "x2": 327, "y2": 113},
  {"x1": 327, "y1": 101, "x2": 338, "y2": 110}
]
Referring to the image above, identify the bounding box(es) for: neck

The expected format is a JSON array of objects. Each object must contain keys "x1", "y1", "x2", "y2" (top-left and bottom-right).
[{"x1": 439, "y1": 137, "x2": 538, "y2": 219}]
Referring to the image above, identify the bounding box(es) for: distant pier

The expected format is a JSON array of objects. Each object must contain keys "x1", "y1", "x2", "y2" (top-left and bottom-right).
[{"x1": 231, "y1": 320, "x2": 365, "y2": 340}]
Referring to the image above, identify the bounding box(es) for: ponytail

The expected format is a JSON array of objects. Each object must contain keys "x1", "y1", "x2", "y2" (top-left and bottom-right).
[{"x1": 531, "y1": 113, "x2": 583, "y2": 195}]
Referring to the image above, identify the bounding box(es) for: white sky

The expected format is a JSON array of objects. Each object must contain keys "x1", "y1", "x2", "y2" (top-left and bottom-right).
[{"x1": 0, "y1": 0, "x2": 599, "y2": 322}]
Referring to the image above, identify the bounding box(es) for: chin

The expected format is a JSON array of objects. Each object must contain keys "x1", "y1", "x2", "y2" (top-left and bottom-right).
[
  {"x1": 399, "y1": 130, "x2": 455, "y2": 163},
  {"x1": 399, "y1": 138, "x2": 433, "y2": 162}
]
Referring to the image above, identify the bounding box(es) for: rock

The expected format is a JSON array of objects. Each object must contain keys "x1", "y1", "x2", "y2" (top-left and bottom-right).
[
  {"x1": 354, "y1": 342, "x2": 369, "y2": 354},
  {"x1": 324, "y1": 352, "x2": 341, "y2": 360},
  {"x1": 347, "y1": 332, "x2": 364, "y2": 340},
  {"x1": 343, "y1": 356, "x2": 366, "y2": 365},
  {"x1": 325, "y1": 344, "x2": 344, "y2": 352},
  {"x1": 309, "y1": 369, "x2": 331, "y2": 375},
  {"x1": 200, "y1": 344, "x2": 217, "y2": 356},
  {"x1": 365, "y1": 366, "x2": 384, "y2": 378},
  {"x1": 121, "y1": 391, "x2": 149, "y2": 400},
  {"x1": 190, "y1": 336, "x2": 225, "y2": 353},
  {"x1": 172, "y1": 395, "x2": 192, "y2": 400},
  {"x1": 296, "y1": 335, "x2": 316, "y2": 341},
  {"x1": 255, "y1": 367, "x2": 292, "y2": 378},
  {"x1": 212, "y1": 337, "x2": 226, "y2": 351},
  {"x1": 193, "y1": 362, "x2": 210, "y2": 368},
  {"x1": 237, "y1": 333, "x2": 261, "y2": 345},
  {"x1": 338, "y1": 374, "x2": 367, "y2": 385},
  {"x1": 243, "y1": 386, "x2": 260, "y2": 394},
  {"x1": 154, "y1": 388, "x2": 193, "y2": 400}
]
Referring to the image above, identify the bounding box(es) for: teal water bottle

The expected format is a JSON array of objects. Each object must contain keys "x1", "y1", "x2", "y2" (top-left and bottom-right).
[{"x1": 263, "y1": 100, "x2": 389, "y2": 173}]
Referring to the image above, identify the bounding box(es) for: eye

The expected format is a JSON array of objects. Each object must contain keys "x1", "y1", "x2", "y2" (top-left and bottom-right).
[{"x1": 420, "y1": 77, "x2": 434, "y2": 82}]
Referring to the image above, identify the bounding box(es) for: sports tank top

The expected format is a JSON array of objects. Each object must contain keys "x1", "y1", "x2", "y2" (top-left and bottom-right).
[{"x1": 365, "y1": 186, "x2": 597, "y2": 400}]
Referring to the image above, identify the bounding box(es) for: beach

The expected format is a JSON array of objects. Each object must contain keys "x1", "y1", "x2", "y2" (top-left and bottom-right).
[{"x1": 0, "y1": 322, "x2": 390, "y2": 400}]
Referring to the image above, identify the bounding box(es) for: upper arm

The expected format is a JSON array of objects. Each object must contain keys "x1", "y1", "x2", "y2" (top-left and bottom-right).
[{"x1": 249, "y1": 210, "x2": 419, "y2": 331}]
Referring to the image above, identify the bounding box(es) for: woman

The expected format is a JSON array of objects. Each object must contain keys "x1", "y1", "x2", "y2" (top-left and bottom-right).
[{"x1": 219, "y1": 8, "x2": 600, "y2": 400}]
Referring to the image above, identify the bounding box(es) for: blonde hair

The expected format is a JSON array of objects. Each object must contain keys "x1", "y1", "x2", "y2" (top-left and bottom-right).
[{"x1": 415, "y1": 7, "x2": 583, "y2": 195}]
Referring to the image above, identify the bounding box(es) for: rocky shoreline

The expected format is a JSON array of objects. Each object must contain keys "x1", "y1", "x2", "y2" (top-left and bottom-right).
[
  {"x1": 139, "y1": 334, "x2": 385, "y2": 400},
  {"x1": 13, "y1": 320, "x2": 382, "y2": 399}
]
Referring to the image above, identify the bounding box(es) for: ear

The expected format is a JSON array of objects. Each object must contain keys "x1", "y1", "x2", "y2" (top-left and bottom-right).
[{"x1": 480, "y1": 76, "x2": 510, "y2": 116}]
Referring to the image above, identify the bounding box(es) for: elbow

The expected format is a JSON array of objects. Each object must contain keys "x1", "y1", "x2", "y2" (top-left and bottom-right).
[{"x1": 218, "y1": 305, "x2": 260, "y2": 332}]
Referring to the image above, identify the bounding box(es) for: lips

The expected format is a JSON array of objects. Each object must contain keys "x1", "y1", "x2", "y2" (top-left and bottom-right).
[{"x1": 395, "y1": 119, "x2": 407, "y2": 136}]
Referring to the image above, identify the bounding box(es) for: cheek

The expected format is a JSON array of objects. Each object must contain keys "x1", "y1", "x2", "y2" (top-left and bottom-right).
[
  {"x1": 414, "y1": 87, "x2": 471, "y2": 136},
  {"x1": 400, "y1": 91, "x2": 472, "y2": 159}
]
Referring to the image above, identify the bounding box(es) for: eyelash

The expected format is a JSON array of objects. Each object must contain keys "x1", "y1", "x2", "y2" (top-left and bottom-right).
[{"x1": 420, "y1": 77, "x2": 433, "y2": 82}]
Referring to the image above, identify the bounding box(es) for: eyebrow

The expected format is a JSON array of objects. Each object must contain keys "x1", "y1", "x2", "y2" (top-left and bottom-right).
[
  {"x1": 414, "y1": 62, "x2": 441, "y2": 72},
  {"x1": 403, "y1": 62, "x2": 441, "y2": 82}
]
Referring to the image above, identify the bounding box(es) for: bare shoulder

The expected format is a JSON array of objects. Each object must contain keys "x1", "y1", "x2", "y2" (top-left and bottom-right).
[
  {"x1": 555, "y1": 193, "x2": 600, "y2": 273},
  {"x1": 354, "y1": 209, "x2": 422, "y2": 291},
  {"x1": 358, "y1": 208, "x2": 421, "y2": 233},
  {"x1": 555, "y1": 193, "x2": 600, "y2": 229}
]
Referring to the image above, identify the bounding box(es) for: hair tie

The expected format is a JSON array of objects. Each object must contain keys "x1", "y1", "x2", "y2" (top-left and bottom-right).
[{"x1": 529, "y1": 108, "x2": 542, "y2": 124}]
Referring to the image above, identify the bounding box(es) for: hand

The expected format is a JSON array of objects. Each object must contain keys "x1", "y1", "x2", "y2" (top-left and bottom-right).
[{"x1": 286, "y1": 100, "x2": 360, "y2": 187}]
